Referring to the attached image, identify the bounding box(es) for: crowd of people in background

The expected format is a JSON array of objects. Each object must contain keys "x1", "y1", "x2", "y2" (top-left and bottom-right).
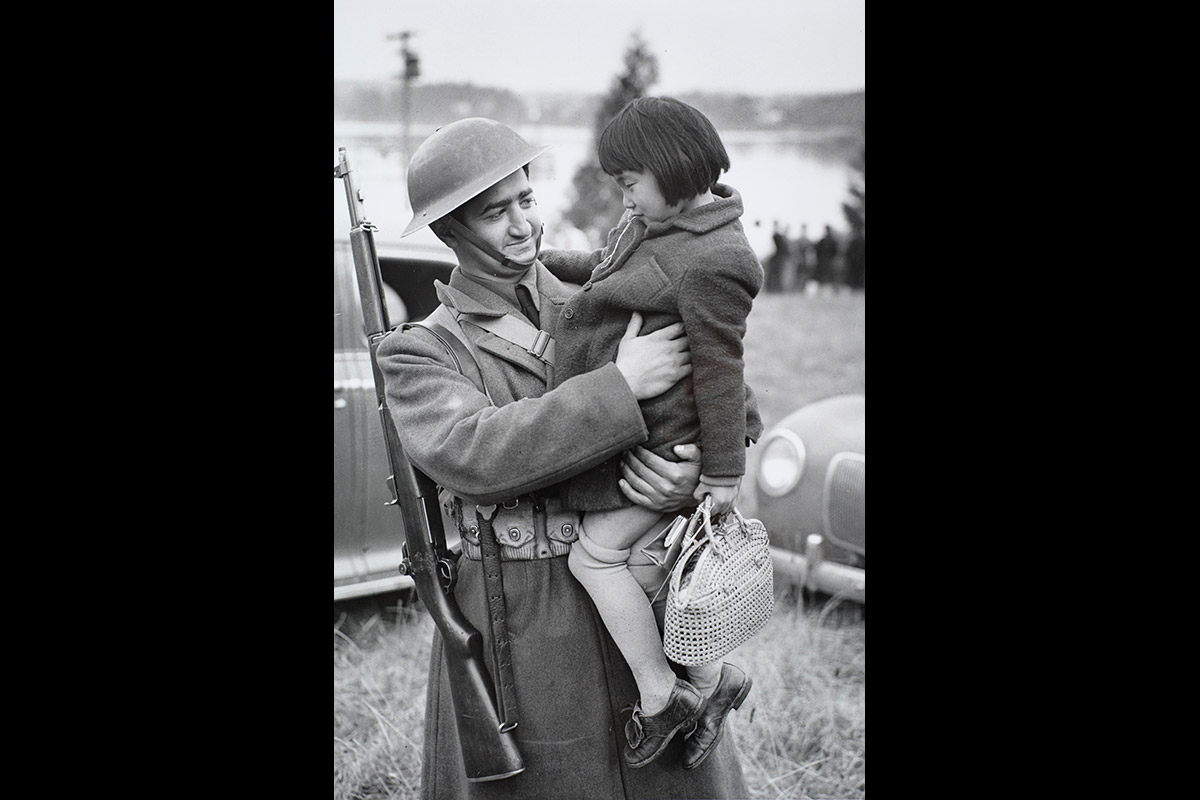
[{"x1": 762, "y1": 220, "x2": 864, "y2": 295}]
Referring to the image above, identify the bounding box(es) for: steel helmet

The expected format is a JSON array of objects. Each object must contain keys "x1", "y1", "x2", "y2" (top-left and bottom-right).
[{"x1": 402, "y1": 118, "x2": 551, "y2": 238}]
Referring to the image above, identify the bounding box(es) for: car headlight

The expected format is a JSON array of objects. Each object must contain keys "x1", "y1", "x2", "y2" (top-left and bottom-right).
[{"x1": 756, "y1": 429, "x2": 806, "y2": 497}]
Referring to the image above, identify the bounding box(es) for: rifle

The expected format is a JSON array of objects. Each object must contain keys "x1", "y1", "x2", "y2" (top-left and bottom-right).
[{"x1": 334, "y1": 147, "x2": 525, "y2": 782}]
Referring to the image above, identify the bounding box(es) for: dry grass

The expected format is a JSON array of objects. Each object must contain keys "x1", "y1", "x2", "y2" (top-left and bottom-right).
[
  {"x1": 333, "y1": 289, "x2": 866, "y2": 799},
  {"x1": 730, "y1": 594, "x2": 866, "y2": 800},
  {"x1": 334, "y1": 602, "x2": 430, "y2": 799},
  {"x1": 334, "y1": 592, "x2": 864, "y2": 800}
]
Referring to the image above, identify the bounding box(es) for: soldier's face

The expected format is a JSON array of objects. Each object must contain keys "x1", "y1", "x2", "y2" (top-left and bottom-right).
[{"x1": 458, "y1": 169, "x2": 543, "y2": 266}]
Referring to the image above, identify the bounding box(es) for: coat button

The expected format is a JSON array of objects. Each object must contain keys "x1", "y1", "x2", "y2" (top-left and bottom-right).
[
  {"x1": 561, "y1": 523, "x2": 574, "y2": 537},
  {"x1": 563, "y1": 307, "x2": 574, "y2": 319},
  {"x1": 508, "y1": 527, "x2": 522, "y2": 541}
]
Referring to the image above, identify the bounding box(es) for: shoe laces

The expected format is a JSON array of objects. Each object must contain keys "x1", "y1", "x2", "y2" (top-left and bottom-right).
[{"x1": 624, "y1": 702, "x2": 646, "y2": 747}]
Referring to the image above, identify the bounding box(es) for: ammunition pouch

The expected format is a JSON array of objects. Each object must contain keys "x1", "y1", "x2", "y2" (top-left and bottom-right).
[{"x1": 456, "y1": 494, "x2": 580, "y2": 561}]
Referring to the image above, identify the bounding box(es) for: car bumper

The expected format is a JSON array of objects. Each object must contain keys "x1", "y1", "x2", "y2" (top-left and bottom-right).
[
  {"x1": 333, "y1": 571, "x2": 415, "y2": 601},
  {"x1": 770, "y1": 535, "x2": 865, "y2": 604}
]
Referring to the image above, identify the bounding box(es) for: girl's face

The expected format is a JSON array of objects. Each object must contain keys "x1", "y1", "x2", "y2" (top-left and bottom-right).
[{"x1": 611, "y1": 170, "x2": 685, "y2": 224}]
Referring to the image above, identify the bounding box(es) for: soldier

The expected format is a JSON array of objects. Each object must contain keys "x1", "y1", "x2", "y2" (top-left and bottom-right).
[
  {"x1": 813, "y1": 223, "x2": 841, "y2": 294},
  {"x1": 764, "y1": 220, "x2": 790, "y2": 292},
  {"x1": 793, "y1": 222, "x2": 815, "y2": 293},
  {"x1": 376, "y1": 118, "x2": 752, "y2": 799}
]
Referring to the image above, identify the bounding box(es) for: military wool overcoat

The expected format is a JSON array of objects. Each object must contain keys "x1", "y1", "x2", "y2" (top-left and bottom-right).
[{"x1": 375, "y1": 263, "x2": 751, "y2": 800}]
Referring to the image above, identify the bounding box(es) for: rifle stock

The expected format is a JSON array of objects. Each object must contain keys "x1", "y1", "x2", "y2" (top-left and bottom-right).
[{"x1": 335, "y1": 147, "x2": 525, "y2": 782}]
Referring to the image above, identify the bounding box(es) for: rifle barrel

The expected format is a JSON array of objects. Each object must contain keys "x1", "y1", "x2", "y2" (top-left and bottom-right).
[{"x1": 336, "y1": 147, "x2": 366, "y2": 229}]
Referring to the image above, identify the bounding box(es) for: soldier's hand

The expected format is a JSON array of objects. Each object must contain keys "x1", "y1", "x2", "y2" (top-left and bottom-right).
[
  {"x1": 614, "y1": 313, "x2": 692, "y2": 400},
  {"x1": 620, "y1": 443, "x2": 703, "y2": 512}
]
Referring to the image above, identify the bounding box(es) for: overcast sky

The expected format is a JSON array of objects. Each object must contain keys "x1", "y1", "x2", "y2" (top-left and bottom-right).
[{"x1": 333, "y1": 0, "x2": 865, "y2": 96}]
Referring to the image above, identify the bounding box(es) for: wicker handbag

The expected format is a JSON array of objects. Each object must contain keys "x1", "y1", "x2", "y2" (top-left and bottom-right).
[{"x1": 662, "y1": 498, "x2": 775, "y2": 666}]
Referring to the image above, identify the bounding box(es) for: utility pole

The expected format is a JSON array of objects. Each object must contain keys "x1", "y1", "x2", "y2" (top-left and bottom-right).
[{"x1": 387, "y1": 30, "x2": 419, "y2": 175}]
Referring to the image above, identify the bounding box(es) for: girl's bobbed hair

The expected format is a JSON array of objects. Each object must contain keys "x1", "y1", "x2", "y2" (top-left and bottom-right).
[{"x1": 598, "y1": 96, "x2": 730, "y2": 207}]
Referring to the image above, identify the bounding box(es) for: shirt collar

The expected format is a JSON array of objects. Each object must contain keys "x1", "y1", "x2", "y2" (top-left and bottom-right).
[
  {"x1": 438, "y1": 262, "x2": 541, "y2": 316},
  {"x1": 514, "y1": 264, "x2": 540, "y2": 311}
]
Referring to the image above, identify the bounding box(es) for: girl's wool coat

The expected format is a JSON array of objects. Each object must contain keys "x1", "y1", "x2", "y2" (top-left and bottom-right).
[{"x1": 541, "y1": 183, "x2": 764, "y2": 510}]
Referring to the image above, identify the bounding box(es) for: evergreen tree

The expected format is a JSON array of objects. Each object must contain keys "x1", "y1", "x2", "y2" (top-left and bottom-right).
[{"x1": 562, "y1": 33, "x2": 659, "y2": 246}]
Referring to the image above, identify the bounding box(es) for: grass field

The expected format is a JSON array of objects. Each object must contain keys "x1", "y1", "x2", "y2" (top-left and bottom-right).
[
  {"x1": 740, "y1": 290, "x2": 865, "y2": 520},
  {"x1": 334, "y1": 289, "x2": 866, "y2": 799}
]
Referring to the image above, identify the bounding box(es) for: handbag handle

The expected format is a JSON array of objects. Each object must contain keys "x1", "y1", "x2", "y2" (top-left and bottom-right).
[
  {"x1": 668, "y1": 536, "x2": 712, "y2": 608},
  {"x1": 669, "y1": 498, "x2": 726, "y2": 608},
  {"x1": 668, "y1": 500, "x2": 765, "y2": 608},
  {"x1": 689, "y1": 497, "x2": 736, "y2": 558}
]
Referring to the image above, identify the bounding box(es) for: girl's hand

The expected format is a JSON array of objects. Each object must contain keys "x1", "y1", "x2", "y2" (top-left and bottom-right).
[{"x1": 694, "y1": 478, "x2": 740, "y2": 516}]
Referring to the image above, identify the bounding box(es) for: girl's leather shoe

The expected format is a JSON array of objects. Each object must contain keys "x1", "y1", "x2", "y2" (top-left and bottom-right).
[
  {"x1": 682, "y1": 663, "x2": 752, "y2": 770},
  {"x1": 623, "y1": 678, "x2": 704, "y2": 768}
]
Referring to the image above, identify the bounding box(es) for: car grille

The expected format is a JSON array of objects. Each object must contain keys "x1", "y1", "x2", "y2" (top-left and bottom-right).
[{"x1": 824, "y1": 453, "x2": 865, "y2": 556}]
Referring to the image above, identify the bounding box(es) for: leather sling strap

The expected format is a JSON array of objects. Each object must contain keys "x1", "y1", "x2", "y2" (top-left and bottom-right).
[
  {"x1": 402, "y1": 308, "x2": 517, "y2": 730},
  {"x1": 456, "y1": 310, "x2": 555, "y2": 365},
  {"x1": 403, "y1": 306, "x2": 492, "y2": 403},
  {"x1": 475, "y1": 503, "x2": 519, "y2": 732}
]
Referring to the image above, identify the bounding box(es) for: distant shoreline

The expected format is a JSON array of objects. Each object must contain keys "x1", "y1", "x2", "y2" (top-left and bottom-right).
[{"x1": 334, "y1": 81, "x2": 864, "y2": 135}]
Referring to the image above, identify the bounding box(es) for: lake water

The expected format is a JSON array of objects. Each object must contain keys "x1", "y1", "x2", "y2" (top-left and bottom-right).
[{"x1": 334, "y1": 120, "x2": 860, "y2": 259}]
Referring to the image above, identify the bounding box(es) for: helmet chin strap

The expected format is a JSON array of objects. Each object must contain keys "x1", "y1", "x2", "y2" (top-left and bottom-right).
[{"x1": 444, "y1": 216, "x2": 544, "y2": 274}]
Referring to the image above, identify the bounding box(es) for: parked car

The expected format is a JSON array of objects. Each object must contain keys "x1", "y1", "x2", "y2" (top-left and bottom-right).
[
  {"x1": 333, "y1": 231, "x2": 457, "y2": 601},
  {"x1": 755, "y1": 394, "x2": 865, "y2": 603}
]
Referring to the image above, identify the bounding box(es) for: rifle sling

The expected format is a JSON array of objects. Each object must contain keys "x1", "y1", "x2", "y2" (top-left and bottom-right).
[
  {"x1": 404, "y1": 310, "x2": 517, "y2": 731},
  {"x1": 476, "y1": 504, "x2": 519, "y2": 732},
  {"x1": 404, "y1": 307, "x2": 490, "y2": 400},
  {"x1": 457, "y1": 311, "x2": 555, "y2": 365}
]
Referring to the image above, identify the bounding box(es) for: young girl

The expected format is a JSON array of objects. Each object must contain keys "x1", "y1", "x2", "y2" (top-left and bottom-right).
[{"x1": 540, "y1": 96, "x2": 763, "y2": 771}]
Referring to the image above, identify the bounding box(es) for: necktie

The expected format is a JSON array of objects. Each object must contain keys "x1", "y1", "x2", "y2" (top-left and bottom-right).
[{"x1": 515, "y1": 284, "x2": 540, "y2": 329}]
